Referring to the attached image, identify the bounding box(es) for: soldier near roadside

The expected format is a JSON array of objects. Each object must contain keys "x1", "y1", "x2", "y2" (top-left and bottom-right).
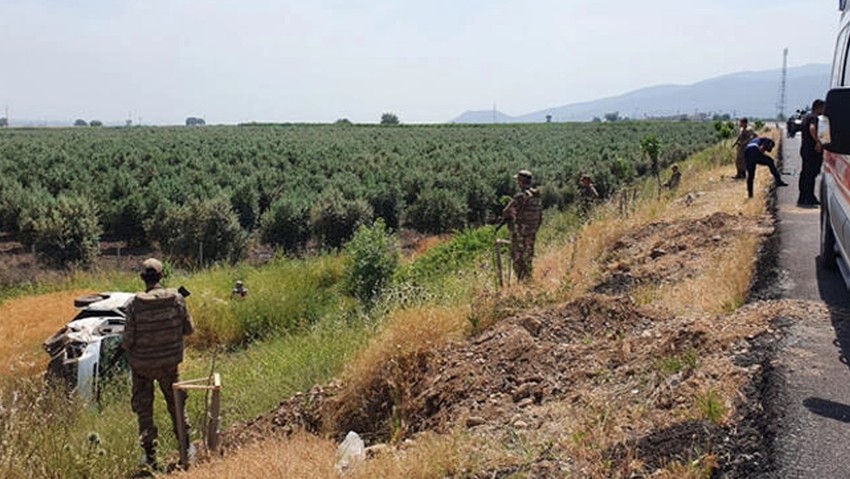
[
  {"x1": 578, "y1": 174, "x2": 600, "y2": 216},
  {"x1": 664, "y1": 164, "x2": 681, "y2": 190},
  {"x1": 503, "y1": 170, "x2": 543, "y2": 281},
  {"x1": 123, "y1": 258, "x2": 194, "y2": 469},
  {"x1": 733, "y1": 118, "x2": 758, "y2": 179}
]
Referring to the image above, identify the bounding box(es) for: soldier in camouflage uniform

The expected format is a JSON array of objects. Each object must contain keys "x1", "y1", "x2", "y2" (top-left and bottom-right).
[
  {"x1": 123, "y1": 258, "x2": 194, "y2": 468},
  {"x1": 733, "y1": 118, "x2": 757, "y2": 179},
  {"x1": 579, "y1": 174, "x2": 600, "y2": 216},
  {"x1": 503, "y1": 170, "x2": 543, "y2": 281}
]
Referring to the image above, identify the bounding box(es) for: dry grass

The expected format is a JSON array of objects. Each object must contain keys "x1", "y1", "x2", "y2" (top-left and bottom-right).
[
  {"x1": 651, "y1": 234, "x2": 762, "y2": 316},
  {"x1": 0, "y1": 289, "x2": 92, "y2": 376},
  {"x1": 174, "y1": 432, "x2": 339, "y2": 479},
  {"x1": 179, "y1": 429, "x2": 511, "y2": 479},
  {"x1": 331, "y1": 305, "x2": 470, "y2": 427},
  {"x1": 534, "y1": 132, "x2": 778, "y2": 307}
]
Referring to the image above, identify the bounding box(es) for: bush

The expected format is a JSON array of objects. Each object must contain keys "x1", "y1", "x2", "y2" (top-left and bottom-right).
[
  {"x1": 105, "y1": 193, "x2": 148, "y2": 246},
  {"x1": 406, "y1": 188, "x2": 468, "y2": 234},
  {"x1": 465, "y1": 179, "x2": 494, "y2": 226},
  {"x1": 147, "y1": 198, "x2": 247, "y2": 266},
  {"x1": 30, "y1": 194, "x2": 101, "y2": 268},
  {"x1": 310, "y1": 189, "x2": 373, "y2": 249},
  {"x1": 259, "y1": 196, "x2": 311, "y2": 253},
  {"x1": 0, "y1": 179, "x2": 36, "y2": 232},
  {"x1": 367, "y1": 188, "x2": 402, "y2": 230},
  {"x1": 231, "y1": 182, "x2": 260, "y2": 231},
  {"x1": 343, "y1": 219, "x2": 400, "y2": 303}
]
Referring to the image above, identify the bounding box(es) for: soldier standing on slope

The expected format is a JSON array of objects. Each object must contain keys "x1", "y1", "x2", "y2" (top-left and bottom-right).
[
  {"x1": 123, "y1": 258, "x2": 195, "y2": 469},
  {"x1": 503, "y1": 170, "x2": 543, "y2": 281},
  {"x1": 578, "y1": 174, "x2": 600, "y2": 216},
  {"x1": 733, "y1": 118, "x2": 757, "y2": 179}
]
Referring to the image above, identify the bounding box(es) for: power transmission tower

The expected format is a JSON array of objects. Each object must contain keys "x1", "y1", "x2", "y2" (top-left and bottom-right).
[{"x1": 776, "y1": 48, "x2": 788, "y2": 120}]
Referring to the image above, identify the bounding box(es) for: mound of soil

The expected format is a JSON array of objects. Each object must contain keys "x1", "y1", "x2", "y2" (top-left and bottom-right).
[
  {"x1": 407, "y1": 295, "x2": 657, "y2": 433},
  {"x1": 216, "y1": 205, "x2": 793, "y2": 477},
  {"x1": 593, "y1": 212, "x2": 762, "y2": 295}
]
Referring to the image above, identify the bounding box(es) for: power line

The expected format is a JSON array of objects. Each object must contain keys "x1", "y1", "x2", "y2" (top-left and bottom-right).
[{"x1": 776, "y1": 47, "x2": 788, "y2": 120}]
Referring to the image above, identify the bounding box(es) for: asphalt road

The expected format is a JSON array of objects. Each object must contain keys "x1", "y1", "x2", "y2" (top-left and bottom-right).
[{"x1": 772, "y1": 130, "x2": 850, "y2": 478}]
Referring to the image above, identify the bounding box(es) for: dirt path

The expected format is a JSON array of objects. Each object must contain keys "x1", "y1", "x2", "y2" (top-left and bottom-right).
[{"x1": 0, "y1": 290, "x2": 92, "y2": 376}]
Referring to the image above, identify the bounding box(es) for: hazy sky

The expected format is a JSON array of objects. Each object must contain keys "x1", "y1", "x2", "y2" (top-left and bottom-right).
[{"x1": 0, "y1": 0, "x2": 840, "y2": 124}]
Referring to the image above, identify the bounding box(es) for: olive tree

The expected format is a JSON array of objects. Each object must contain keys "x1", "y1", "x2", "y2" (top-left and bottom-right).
[{"x1": 30, "y1": 194, "x2": 101, "y2": 268}]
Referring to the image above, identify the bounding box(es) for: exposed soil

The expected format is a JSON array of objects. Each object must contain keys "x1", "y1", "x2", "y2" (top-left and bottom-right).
[
  {"x1": 592, "y1": 212, "x2": 761, "y2": 296},
  {"x1": 212, "y1": 203, "x2": 798, "y2": 477}
]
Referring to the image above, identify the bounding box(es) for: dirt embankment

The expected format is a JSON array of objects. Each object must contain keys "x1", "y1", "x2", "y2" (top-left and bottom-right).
[{"x1": 215, "y1": 195, "x2": 798, "y2": 477}]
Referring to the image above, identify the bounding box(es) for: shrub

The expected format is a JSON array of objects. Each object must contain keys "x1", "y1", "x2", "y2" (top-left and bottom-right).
[
  {"x1": 343, "y1": 219, "x2": 400, "y2": 303},
  {"x1": 231, "y1": 182, "x2": 261, "y2": 231},
  {"x1": 310, "y1": 189, "x2": 373, "y2": 249},
  {"x1": 30, "y1": 194, "x2": 101, "y2": 268},
  {"x1": 260, "y1": 196, "x2": 311, "y2": 253},
  {"x1": 610, "y1": 156, "x2": 635, "y2": 185},
  {"x1": 105, "y1": 192, "x2": 148, "y2": 246},
  {"x1": 367, "y1": 188, "x2": 402, "y2": 230},
  {"x1": 465, "y1": 179, "x2": 494, "y2": 226},
  {"x1": 147, "y1": 198, "x2": 247, "y2": 266},
  {"x1": 406, "y1": 188, "x2": 468, "y2": 234},
  {"x1": 0, "y1": 179, "x2": 33, "y2": 232}
]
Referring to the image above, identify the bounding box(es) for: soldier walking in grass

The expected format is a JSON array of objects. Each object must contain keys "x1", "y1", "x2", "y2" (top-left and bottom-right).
[
  {"x1": 123, "y1": 258, "x2": 195, "y2": 470},
  {"x1": 733, "y1": 118, "x2": 757, "y2": 179},
  {"x1": 578, "y1": 174, "x2": 600, "y2": 216},
  {"x1": 503, "y1": 170, "x2": 543, "y2": 281}
]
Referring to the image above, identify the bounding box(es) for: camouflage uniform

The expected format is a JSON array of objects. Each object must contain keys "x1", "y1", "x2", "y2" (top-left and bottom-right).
[
  {"x1": 734, "y1": 127, "x2": 757, "y2": 178},
  {"x1": 664, "y1": 167, "x2": 681, "y2": 190},
  {"x1": 579, "y1": 177, "x2": 600, "y2": 216},
  {"x1": 503, "y1": 180, "x2": 543, "y2": 281},
  {"x1": 123, "y1": 278, "x2": 194, "y2": 462}
]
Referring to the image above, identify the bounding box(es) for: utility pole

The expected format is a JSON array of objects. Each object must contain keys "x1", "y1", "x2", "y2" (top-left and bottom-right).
[{"x1": 776, "y1": 47, "x2": 788, "y2": 120}]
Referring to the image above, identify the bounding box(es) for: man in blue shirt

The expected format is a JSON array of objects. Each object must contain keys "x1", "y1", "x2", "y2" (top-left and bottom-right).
[{"x1": 745, "y1": 137, "x2": 788, "y2": 198}]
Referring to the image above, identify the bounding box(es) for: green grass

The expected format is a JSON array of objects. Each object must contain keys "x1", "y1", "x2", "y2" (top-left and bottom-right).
[
  {"x1": 0, "y1": 269, "x2": 140, "y2": 305},
  {"x1": 695, "y1": 389, "x2": 726, "y2": 424},
  {"x1": 181, "y1": 317, "x2": 372, "y2": 428},
  {"x1": 0, "y1": 138, "x2": 736, "y2": 478}
]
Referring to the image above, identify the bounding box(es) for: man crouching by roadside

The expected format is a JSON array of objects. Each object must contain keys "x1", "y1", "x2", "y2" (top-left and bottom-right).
[{"x1": 123, "y1": 258, "x2": 194, "y2": 470}]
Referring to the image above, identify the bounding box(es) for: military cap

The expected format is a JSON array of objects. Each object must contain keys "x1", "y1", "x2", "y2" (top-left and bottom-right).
[
  {"x1": 514, "y1": 169, "x2": 533, "y2": 180},
  {"x1": 141, "y1": 258, "x2": 163, "y2": 274}
]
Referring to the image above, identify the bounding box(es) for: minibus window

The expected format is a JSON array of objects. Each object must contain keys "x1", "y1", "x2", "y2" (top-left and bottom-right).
[{"x1": 834, "y1": 24, "x2": 850, "y2": 86}]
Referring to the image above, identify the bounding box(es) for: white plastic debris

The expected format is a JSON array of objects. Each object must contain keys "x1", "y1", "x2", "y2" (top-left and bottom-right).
[{"x1": 336, "y1": 431, "x2": 365, "y2": 472}]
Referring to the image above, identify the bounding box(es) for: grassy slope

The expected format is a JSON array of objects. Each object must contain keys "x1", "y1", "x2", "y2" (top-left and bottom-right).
[
  {"x1": 177, "y1": 133, "x2": 786, "y2": 478},
  {"x1": 0, "y1": 131, "x2": 782, "y2": 478}
]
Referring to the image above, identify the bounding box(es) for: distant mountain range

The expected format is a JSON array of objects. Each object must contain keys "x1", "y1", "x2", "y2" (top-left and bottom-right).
[{"x1": 453, "y1": 64, "x2": 831, "y2": 123}]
